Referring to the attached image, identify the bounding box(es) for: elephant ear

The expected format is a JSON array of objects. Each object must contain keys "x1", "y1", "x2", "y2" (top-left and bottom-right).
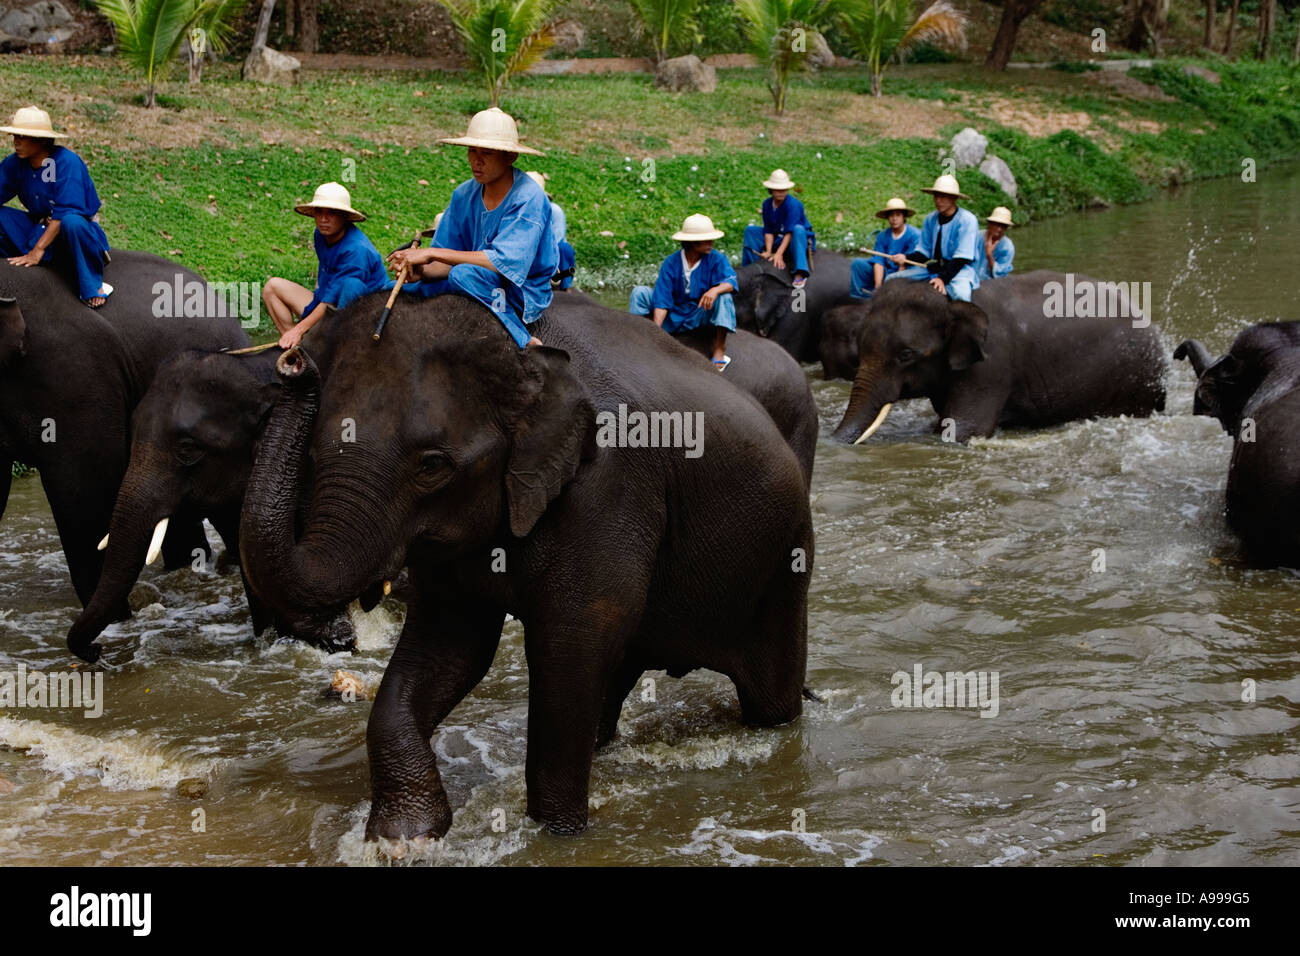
[
  {"x1": 505, "y1": 346, "x2": 595, "y2": 538},
  {"x1": 0, "y1": 298, "x2": 26, "y2": 367},
  {"x1": 947, "y1": 300, "x2": 989, "y2": 371}
]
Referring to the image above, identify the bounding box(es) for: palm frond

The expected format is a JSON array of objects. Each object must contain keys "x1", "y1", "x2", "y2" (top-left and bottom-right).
[
  {"x1": 896, "y1": 0, "x2": 967, "y2": 60},
  {"x1": 627, "y1": 0, "x2": 699, "y2": 61}
]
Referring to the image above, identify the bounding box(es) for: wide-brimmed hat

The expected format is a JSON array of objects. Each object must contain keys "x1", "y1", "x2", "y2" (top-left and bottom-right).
[
  {"x1": 438, "y1": 107, "x2": 545, "y2": 157},
  {"x1": 525, "y1": 170, "x2": 548, "y2": 192},
  {"x1": 294, "y1": 182, "x2": 366, "y2": 222},
  {"x1": 420, "y1": 211, "x2": 445, "y2": 239},
  {"x1": 671, "y1": 213, "x2": 725, "y2": 242},
  {"x1": 0, "y1": 106, "x2": 68, "y2": 139},
  {"x1": 986, "y1": 206, "x2": 1014, "y2": 227},
  {"x1": 875, "y1": 197, "x2": 915, "y2": 219},
  {"x1": 920, "y1": 174, "x2": 969, "y2": 199},
  {"x1": 762, "y1": 168, "x2": 796, "y2": 190}
]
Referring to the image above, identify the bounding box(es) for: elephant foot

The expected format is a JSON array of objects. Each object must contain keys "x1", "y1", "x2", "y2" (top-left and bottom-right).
[
  {"x1": 364, "y1": 790, "x2": 452, "y2": 843},
  {"x1": 543, "y1": 816, "x2": 589, "y2": 837},
  {"x1": 67, "y1": 636, "x2": 101, "y2": 664},
  {"x1": 528, "y1": 795, "x2": 590, "y2": 836}
]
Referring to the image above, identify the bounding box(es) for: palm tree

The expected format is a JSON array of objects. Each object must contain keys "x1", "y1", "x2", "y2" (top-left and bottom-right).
[
  {"x1": 838, "y1": 0, "x2": 966, "y2": 97},
  {"x1": 187, "y1": 0, "x2": 250, "y2": 84},
  {"x1": 626, "y1": 0, "x2": 700, "y2": 64},
  {"x1": 435, "y1": 0, "x2": 564, "y2": 107},
  {"x1": 736, "y1": 0, "x2": 838, "y2": 115},
  {"x1": 95, "y1": 0, "x2": 212, "y2": 106}
]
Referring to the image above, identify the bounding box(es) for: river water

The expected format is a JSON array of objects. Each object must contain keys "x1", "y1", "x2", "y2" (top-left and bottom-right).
[{"x1": 2, "y1": 164, "x2": 1299, "y2": 866}]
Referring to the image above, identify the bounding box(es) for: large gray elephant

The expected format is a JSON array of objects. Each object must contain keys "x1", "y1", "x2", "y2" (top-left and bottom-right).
[
  {"x1": 65, "y1": 349, "x2": 356, "y2": 662},
  {"x1": 1175, "y1": 323, "x2": 1300, "y2": 567},
  {"x1": 831, "y1": 272, "x2": 1167, "y2": 444},
  {"x1": 819, "y1": 300, "x2": 871, "y2": 382},
  {"x1": 734, "y1": 250, "x2": 856, "y2": 368},
  {"x1": 239, "y1": 293, "x2": 813, "y2": 841},
  {"x1": 0, "y1": 253, "x2": 249, "y2": 613}
]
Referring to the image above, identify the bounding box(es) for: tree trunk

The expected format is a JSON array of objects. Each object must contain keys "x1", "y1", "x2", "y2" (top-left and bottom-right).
[
  {"x1": 870, "y1": 69, "x2": 881, "y2": 97},
  {"x1": 1294, "y1": 13, "x2": 1300, "y2": 62},
  {"x1": 299, "y1": 0, "x2": 318, "y2": 54},
  {"x1": 1222, "y1": 0, "x2": 1239, "y2": 54},
  {"x1": 1126, "y1": 0, "x2": 1169, "y2": 52},
  {"x1": 1203, "y1": 0, "x2": 1215, "y2": 48},
  {"x1": 1255, "y1": 0, "x2": 1276, "y2": 60},
  {"x1": 251, "y1": 0, "x2": 276, "y2": 51},
  {"x1": 285, "y1": 0, "x2": 296, "y2": 39},
  {"x1": 984, "y1": 0, "x2": 1048, "y2": 71}
]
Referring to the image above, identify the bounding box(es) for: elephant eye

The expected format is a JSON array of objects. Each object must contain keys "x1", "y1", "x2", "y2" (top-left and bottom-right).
[
  {"x1": 896, "y1": 347, "x2": 919, "y2": 365},
  {"x1": 174, "y1": 438, "x2": 205, "y2": 466},
  {"x1": 416, "y1": 451, "x2": 453, "y2": 481}
]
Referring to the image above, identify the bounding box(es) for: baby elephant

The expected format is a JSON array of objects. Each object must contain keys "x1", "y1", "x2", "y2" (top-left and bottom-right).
[
  {"x1": 832, "y1": 271, "x2": 1167, "y2": 444},
  {"x1": 1176, "y1": 323, "x2": 1300, "y2": 567}
]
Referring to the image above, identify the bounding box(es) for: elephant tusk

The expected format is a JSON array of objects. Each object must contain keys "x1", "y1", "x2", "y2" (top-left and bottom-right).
[
  {"x1": 382, "y1": 580, "x2": 392, "y2": 596},
  {"x1": 854, "y1": 403, "x2": 893, "y2": 445},
  {"x1": 144, "y1": 517, "x2": 170, "y2": 566},
  {"x1": 97, "y1": 533, "x2": 109, "y2": 551}
]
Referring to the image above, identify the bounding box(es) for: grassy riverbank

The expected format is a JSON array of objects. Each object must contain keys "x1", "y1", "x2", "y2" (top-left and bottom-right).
[{"x1": 1, "y1": 54, "x2": 1298, "y2": 309}]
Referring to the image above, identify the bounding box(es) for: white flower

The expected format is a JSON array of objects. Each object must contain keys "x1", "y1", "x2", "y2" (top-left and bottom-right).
[
  {"x1": 690, "y1": 165, "x2": 698, "y2": 172},
  {"x1": 816, "y1": 152, "x2": 822, "y2": 159}
]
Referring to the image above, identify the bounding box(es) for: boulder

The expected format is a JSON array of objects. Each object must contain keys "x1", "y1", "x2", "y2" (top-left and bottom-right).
[
  {"x1": 29, "y1": 1, "x2": 74, "y2": 27},
  {"x1": 176, "y1": 777, "x2": 208, "y2": 800},
  {"x1": 807, "y1": 31, "x2": 834, "y2": 70},
  {"x1": 0, "y1": 9, "x2": 38, "y2": 38},
  {"x1": 949, "y1": 127, "x2": 988, "y2": 170},
  {"x1": 0, "y1": 29, "x2": 29, "y2": 52},
  {"x1": 654, "y1": 54, "x2": 717, "y2": 94},
  {"x1": 242, "y1": 46, "x2": 301, "y2": 86},
  {"x1": 979, "y1": 155, "x2": 1017, "y2": 201},
  {"x1": 1181, "y1": 64, "x2": 1220, "y2": 85},
  {"x1": 550, "y1": 18, "x2": 584, "y2": 55}
]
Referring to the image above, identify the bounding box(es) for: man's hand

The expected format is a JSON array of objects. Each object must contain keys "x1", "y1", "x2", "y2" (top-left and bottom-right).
[
  {"x1": 929, "y1": 276, "x2": 946, "y2": 294},
  {"x1": 985, "y1": 237, "x2": 997, "y2": 264},
  {"x1": 772, "y1": 252, "x2": 786, "y2": 271},
  {"x1": 387, "y1": 246, "x2": 433, "y2": 276},
  {"x1": 7, "y1": 250, "x2": 42, "y2": 267},
  {"x1": 891, "y1": 253, "x2": 906, "y2": 267},
  {"x1": 278, "y1": 324, "x2": 305, "y2": 349},
  {"x1": 759, "y1": 249, "x2": 773, "y2": 260},
  {"x1": 699, "y1": 287, "x2": 719, "y2": 310}
]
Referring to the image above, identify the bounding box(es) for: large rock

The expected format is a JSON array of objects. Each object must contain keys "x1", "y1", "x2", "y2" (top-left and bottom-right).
[
  {"x1": 29, "y1": 1, "x2": 74, "y2": 27},
  {"x1": 0, "y1": 29, "x2": 29, "y2": 52},
  {"x1": 242, "y1": 46, "x2": 301, "y2": 86},
  {"x1": 550, "y1": 19, "x2": 584, "y2": 55},
  {"x1": 654, "y1": 54, "x2": 717, "y2": 94},
  {"x1": 949, "y1": 127, "x2": 988, "y2": 170},
  {"x1": 0, "y1": 9, "x2": 38, "y2": 38},
  {"x1": 807, "y1": 31, "x2": 834, "y2": 70},
  {"x1": 979, "y1": 155, "x2": 1017, "y2": 201}
]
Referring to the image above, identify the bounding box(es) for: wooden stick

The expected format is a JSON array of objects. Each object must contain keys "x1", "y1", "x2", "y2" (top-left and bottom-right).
[
  {"x1": 222, "y1": 340, "x2": 281, "y2": 356},
  {"x1": 863, "y1": 249, "x2": 930, "y2": 269},
  {"x1": 374, "y1": 231, "x2": 422, "y2": 342}
]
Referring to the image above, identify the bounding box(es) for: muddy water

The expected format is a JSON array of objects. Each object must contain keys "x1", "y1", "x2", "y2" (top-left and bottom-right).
[{"x1": 3, "y1": 165, "x2": 1300, "y2": 866}]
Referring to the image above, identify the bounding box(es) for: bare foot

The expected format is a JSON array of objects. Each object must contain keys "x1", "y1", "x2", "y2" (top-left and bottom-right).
[
  {"x1": 83, "y1": 296, "x2": 106, "y2": 308},
  {"x1": 527, "y1": 336, "x2": 543, "y2": 347}
]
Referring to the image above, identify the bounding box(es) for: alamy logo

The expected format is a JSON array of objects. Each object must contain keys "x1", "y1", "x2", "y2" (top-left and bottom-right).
[
  {"x1": 595, "y1": 403, "x2": 704, "y2": 459},
  {"x1": 49, "y1": 886, "x2": 151, "y2": 936},
  {"x1": 891, "y1": 662, "x2": 1000, "y2": 717},
  {"x1": 152, "y1": 274, "x2": 261, "y2": 328},
  {"x1": 1041, "y1": 273, "x2": 1150, "y2": 328},
  {"x1": 0, "y1": 663, "x2": 103, "y2": 718}
]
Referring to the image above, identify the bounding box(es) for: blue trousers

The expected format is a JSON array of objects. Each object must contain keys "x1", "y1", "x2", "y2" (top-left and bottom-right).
[
  {"x1": 556, "y1": 240, "x2": 576, "y2": 290},
  {"x1": 405, "y1": 263, "x2": 533, "y2": 348},
  {"x1": 629, "y1": 285, "x2": 736, "y2": 335},
  {"x1": 741, "y1": 224, "x2": 811, "y2": 274},
  {"x1": 849, "y1": 257, "x2": 887, "y2": 300},
  {"x1": 887, "y1": 263, "x2": 977, "y2": 303},
  {"x1": 0, "y1": 207, "x2": 110, "y2": 300}
]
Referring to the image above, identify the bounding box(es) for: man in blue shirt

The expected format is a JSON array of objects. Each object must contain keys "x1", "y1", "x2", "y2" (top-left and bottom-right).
[
  {"x1": 630, "y1": 214, "x2": 738, "y2": 371},
  {"x1": 972, "y1": 206, "x2": 1015, "y2": 282},
  {"x1": 263, "y1": 182, "x2": 389, "y2": 349},
  {"x1": 886, "y1": 174, "x2": 981, "y2": 303},
  {"x1": 389, "y1": 107, "x2": 554, "y2": 349},
  {"x1": 0, "y1": 106, "x2": 112, "y2": 307},
  {"x1": 742, "y1": 169, "x2": 814, "y2": 289},
  {"x1": 526, "y1": 170, "x2": 576, "y2": 290},
  {"x1": 850, "y1": 197, "x2": 921, "y2": 300}
]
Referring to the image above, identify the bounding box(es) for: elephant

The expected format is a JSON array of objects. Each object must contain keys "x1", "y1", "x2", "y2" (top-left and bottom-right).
[
  {"x1": 831, "y1": 271, "x2": 1167, "y2": 444},
  {"x1": 0, "y1": 252, "x2": 249, "y2": 617},
  {"x1": 1175, "y1": 324, "x2": 1300, "y2": 567},
  {"x1": 239, "y1": 292, "x2": 813, "y2": 840},
  {"x1": 65, "y1": 349, "x2": 357, "y2": 662},
  {"x1": 563, "y1": 289, "x2": 817, "y2": 487},
  {"x1": 734, "y1": 249, "x2": 856, "y2": 368},
  {"x1": 819, "y1": 300, "x2": 871, "y2": 382}
]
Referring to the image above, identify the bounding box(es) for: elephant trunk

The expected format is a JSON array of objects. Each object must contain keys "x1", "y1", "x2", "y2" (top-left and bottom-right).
[
  {"x1": 67, "y1": 445, "x2": 177, "y2": 662},
  {"x1": 832, "y1": 358, "x2": 896, "y2": 444},
  {"x1": 1173, "y1": 339, "x2": 1214, "y2": 377},
  {"x1": 240, "y1": 348, "x2": 394, "y2": 622}
]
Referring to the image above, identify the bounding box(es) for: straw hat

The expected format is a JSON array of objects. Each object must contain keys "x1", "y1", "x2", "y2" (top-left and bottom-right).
[
  {"x1": 671, "y1": 213, "x2": 725, "y2": 242},
  {"x1": 0, "y1": 106, "x2": 68, "y2": 139},
  {"x1": 986, "y1": 206, "x2": 1014, "y2": 227},
  {"x1": 875, "y1": 197, "x2": 915, "y2": 219},
  {"x1": 294, "y1": 182, "x2": 366, "y2": 222},
  {"x1": 524, "y1": 170, "x2": 548, "y2": 192},
  {"x1": 420, "y1": 211, "x2": 445, "y2": 239},
  {"x1": 920, "y1": 174, "x2": 969, "y2": 199},
  {"x1": 438, "y1": 107, "x2": 545, "y2": 157},
  {"x1": 762, "y1": 168, "x2": 796, "y2": 190}
]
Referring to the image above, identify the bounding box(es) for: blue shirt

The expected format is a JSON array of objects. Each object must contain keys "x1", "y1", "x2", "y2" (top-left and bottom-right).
[
  {"x1": 918, "y1": 206, "x2": 980, "y2": 265},
  {"x1": 0, "y1": 145, "x2": 101, "y2": 221},
  {"x1": 973, "y1": 230, "x2": 1015, "y2": 281},
  {"x1": 871, "y1": 223, "x2": 921, "y2": 276},
  {"x1": 304, "y1": 223, "x2": 389, "y2": 315},
  {"x1": 432, "y1": 171, "x2": 556, "y2": 324},
  {"x1": 761, "y1": 195, "x2": 813, "y2": 241},
  {"x1": 651, "y1": 248, "x2": 738, "y2": 332}
]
